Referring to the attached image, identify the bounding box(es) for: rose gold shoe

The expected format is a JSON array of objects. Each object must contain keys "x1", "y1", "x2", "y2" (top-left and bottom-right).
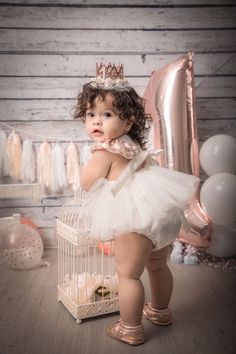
[
  {"x1": 143, "y1": 303, "x2": 172, "y2": 325},
  {"x1": 107, "y1": 319, "x2": 144, "y2": 346}
]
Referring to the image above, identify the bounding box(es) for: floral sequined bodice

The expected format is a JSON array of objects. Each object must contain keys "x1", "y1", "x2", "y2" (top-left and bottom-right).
[{"x1": 91, "y1": 135, "x2": 140, "y2": 159}]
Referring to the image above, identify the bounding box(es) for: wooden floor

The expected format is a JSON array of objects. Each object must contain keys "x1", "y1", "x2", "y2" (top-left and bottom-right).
[{"x1": 0, "y1": 248, "x2": 235, "y2": 354}]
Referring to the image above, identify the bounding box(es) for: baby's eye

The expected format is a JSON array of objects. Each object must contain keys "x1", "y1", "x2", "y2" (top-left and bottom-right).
[
  {"x1": 104, "y1": 112, "x2": 112, "y2": 118},
  {"x1": 86, "y1": 112, "x2": 94, "y2": 118}
]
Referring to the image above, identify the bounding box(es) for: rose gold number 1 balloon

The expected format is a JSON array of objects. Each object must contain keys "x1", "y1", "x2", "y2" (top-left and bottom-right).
[
  {"x1": 145, "y1": 52, "x2": 200, "y2": 175},
  {"x1": 144, "y1": 52, "x2": 211, "y2": 248}
]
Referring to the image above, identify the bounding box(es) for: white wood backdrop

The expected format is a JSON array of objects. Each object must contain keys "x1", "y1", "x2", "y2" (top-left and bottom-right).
[{"x1": 0, "y1": 0, "x2": 235, "y2": 247}]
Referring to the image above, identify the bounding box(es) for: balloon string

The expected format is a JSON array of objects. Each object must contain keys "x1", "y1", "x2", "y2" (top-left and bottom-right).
[
  {"x1": 0, "y1": 121, "x2": 91, "y2": 143},
  {"x1": 0, "y1": 121, "x2": 61, "y2": 142}
]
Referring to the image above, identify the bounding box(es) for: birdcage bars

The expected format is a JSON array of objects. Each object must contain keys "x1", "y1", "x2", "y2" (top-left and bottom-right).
[{"x1": 57, "y1": 198, "x2": 119, "y2": 324}]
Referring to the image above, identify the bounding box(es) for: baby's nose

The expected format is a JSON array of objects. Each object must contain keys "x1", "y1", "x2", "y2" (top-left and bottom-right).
[{"x1": 93, "y1": 117, "x2": 102, "y2": 125}]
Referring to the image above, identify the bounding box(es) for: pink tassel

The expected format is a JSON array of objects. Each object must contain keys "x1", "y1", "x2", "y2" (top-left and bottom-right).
[
  {"x1": 21, "y1": 139, "x2": 36, "y2": 183},
  {"x1": 50, "y1": 144, "x2": 67, "y2": 193},
  {"x1": 66, "y1": 142, "x2": 80, "y2": 191},
  {"x1": 37, "y1": 141, "x2": 51, "y2": 188},
  {"x1": 0, "y1": 130, "x2": 9, "y2": 177},
  {"x1": 7, "y1": 131, "x2": 22, "y2": 180}
]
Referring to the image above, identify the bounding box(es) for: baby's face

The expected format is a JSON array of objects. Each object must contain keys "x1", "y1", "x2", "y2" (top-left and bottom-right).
[{"x1": 85, "y1": 93, "x2": 132, "y2": 142}]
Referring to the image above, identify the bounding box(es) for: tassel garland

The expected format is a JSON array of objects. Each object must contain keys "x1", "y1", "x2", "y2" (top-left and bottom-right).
[
  {"x1": 50, "y1": 144, "x2": 67, "y2": 193},
  {"x1": 66, "y1": 142, "x2": 80, "y2": 191},
  {"x1": 1, "y1": 129, "x2": 91, "y2": 194},
  {"x1": 21, "y1": 139, "x2": 36, "y2": 183},
  {"x1": 7, "y1": 131, "x2": 22, "y2": 180}
]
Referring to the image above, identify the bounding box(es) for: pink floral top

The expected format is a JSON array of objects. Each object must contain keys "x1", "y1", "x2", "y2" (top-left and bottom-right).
[{"x1": 91, "y1": 135, "x2": 140, "y2": 159}]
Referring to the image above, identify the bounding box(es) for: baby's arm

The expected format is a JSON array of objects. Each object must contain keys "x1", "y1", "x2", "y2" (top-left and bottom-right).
[{"x1": 80, "y1": 150, "x2": 112, "y2": 191}]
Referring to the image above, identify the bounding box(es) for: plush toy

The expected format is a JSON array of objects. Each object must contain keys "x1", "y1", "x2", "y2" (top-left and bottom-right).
[
  {"x1": 183, "y1": 244, "x2": 199, "y2": 265},
  {"x1": 170, "y1": 240, "x2": 184, "y2": 264},
  {"x1": 170, "y1": 239, "x2": 199, "y2": 265}
]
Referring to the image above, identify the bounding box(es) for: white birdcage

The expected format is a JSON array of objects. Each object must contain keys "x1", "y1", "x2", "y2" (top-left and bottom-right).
[{"x1": 57, "y1": 189, "x2": 119, "y2": 324}]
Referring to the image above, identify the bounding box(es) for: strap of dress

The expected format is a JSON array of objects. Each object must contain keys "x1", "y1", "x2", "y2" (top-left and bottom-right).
[{"x1": 110, "y1": 149, "x2": 164, "y2": 196}]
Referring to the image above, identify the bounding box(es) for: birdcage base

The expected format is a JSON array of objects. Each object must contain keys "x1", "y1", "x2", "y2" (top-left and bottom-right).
[{"x1": 58, "y1": 285, "x2": 119, "y2": 323}]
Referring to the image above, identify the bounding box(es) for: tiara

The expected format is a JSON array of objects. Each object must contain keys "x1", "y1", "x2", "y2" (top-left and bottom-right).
[{"x1": 90, "y1": 63, "x2": 131, "y2": 91}]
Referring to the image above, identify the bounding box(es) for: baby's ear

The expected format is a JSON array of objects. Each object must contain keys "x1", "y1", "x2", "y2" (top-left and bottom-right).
[{"x1": 125, "y1": 116, "x2": 135, "y2": 132}]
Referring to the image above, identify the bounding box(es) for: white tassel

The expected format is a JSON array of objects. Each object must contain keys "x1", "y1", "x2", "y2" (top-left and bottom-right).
[
  {"x1": 66, "y1": 142, "x2": 80, "y2": 191},
  {"x1": 80, "y1": 144, "x2": 92, "y2": 165},
  {"x1": 50, "y1": 144, "x2": 67, "y2": 193},
  {"x1": 7, "y1": 131, "x2": 22, "y2": 180},
  {"x1": 20, "y1": 139, "x2": 36, "y2": 183},
  {"x1": 0, "y1": 130, "x2": 9, "y2": 177},
  {"x1": 37, "y1": 141, "x2": 51, "y2": 188}
]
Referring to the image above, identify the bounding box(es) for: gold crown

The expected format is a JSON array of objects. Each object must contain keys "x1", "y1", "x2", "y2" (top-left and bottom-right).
[
  {"x1": 90, "y1": 63, "x2": 130, "y2": 91},
  {"x1": 96, "y1": 63, "x2": 124, "y2": 80}
]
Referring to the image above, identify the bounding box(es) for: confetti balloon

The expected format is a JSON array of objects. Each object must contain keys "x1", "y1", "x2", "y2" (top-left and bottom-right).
[{"x1": 0, "y1": 224, "x2": 44, "y2": 270}]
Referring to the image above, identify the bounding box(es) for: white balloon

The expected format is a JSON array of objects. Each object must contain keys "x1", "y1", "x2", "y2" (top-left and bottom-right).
[
  {"x1": 200, "y1": 134, "x2": 236, "y2": 176},
  {"x1": 200, "y1": 173, "x2": 236, "y2": 225},
  {"x1": 0, "y1": 224, "x2": 44, "y2": 270},
  {"x1": 207, "y1": 223, "x2": 236, "y2": 258}
]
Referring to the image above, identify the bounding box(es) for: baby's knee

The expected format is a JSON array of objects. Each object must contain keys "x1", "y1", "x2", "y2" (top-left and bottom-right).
[
  {"x1": 116, "y1": 262, "x2": 144, "y2": 280},
  {"x1": 146, "y1": 261, "x2": 168, "y2": 273},
  {"x1": 145, "y1": 246, "x2": 169, "y2": 271}
]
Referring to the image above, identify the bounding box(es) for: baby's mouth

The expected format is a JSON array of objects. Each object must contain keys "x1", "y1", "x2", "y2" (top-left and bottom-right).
[{"x1": 92, "y1": 129, "x2": 103, "y2": 136}]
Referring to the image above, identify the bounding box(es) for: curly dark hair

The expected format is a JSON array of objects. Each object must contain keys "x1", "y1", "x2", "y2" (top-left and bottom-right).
[{"x1": 73, "y1": 82, "x2": 151, "y2": 149}]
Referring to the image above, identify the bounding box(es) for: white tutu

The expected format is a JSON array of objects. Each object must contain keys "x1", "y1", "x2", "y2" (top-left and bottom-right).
[{"x1": 78, "y1": 147, "x2": 200, "y2": 250}]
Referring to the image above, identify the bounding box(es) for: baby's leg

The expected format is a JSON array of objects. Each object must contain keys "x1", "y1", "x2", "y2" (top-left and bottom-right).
[
  {"x1": 114, "y1": 233, "x2": 153, "y2": 326},
  {"x1": 145, "y1": 246, "x2": 173, "y2": 309}
]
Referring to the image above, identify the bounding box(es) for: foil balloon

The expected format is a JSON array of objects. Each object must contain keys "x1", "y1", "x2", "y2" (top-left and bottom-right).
[
  {"x1": 144, "y1": 51, "x2": 200, "y2": 175},
  {"x1": 144, "y1": 52, "x2": 211, "y2": 247},
  {"x1": 179, "y1": 199, "x2": 212, "y2": 248}
]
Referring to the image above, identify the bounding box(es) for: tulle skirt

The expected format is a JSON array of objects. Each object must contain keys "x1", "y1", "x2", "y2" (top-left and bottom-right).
[{"x1": 78, "y1": 163, "x2": 200, "y2": 250}]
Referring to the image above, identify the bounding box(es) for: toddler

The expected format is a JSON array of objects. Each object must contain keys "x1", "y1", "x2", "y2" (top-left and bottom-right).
[{"x1": 74, "y1": 63, "x2": 199, "y2": 345}]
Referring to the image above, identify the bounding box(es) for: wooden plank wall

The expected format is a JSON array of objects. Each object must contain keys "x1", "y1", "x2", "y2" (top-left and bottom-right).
[{"x1": 0, "y1": 0, "x2": 235, "y2": 247}]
